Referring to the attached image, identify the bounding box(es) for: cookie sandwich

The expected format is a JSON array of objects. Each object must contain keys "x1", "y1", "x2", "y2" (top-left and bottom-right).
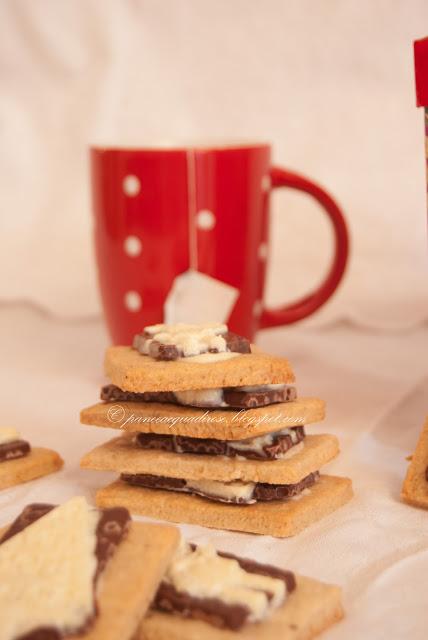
[
  {"x1": 81, "y1": 322, "x2": 353, "y2": 537},
  {"x1": 0, "y1": 495, "x2": 179, "y2": 640},
  {"x1": 0, "y1": 426, "x2": 63, "y2": 490},
  {"x1": 139, "y1": 539, "x2": 344, "y2": 640}
]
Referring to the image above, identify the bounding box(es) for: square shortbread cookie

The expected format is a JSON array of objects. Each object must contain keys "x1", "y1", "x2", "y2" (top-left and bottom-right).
[
  {"x1": 0, "y1": 447, "x2": 63, "y2": 491},
  {"x1": 105, "y1": 347, "x2": 295, "y2": 392},
  {"x1": 96, "y1": 475, "x2": 353, "y2": 538},
  {"x1": 81, "y1": 434, "x2": 339, "y2": 485},
  {"x1": 80, "y1": 397, "x2": 325, "y2": 441}
]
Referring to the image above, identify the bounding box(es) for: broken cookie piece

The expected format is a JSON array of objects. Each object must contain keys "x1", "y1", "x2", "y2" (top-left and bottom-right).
[
  {"x1": 0, "y1": 496, "x2": 179, "y2": 640},
  {"x1": 0, "y1": 426, "x2": 63, "y2": 491},
  {"x1": 139, "y1": 541, "x2": 344, "y2": 639}
]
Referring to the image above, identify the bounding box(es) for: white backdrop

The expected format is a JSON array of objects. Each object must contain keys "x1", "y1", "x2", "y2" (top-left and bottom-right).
[{"x1": 1, "y1": 0, "x2": 427, "y2": 329}]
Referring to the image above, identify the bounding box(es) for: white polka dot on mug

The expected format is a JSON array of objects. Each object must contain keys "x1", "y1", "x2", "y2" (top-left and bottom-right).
[
  {"x1": 123, "y1": 175, "x2": 141, "y2": 196},
  {"x1": 124, "y1": 290, "x2": 142, "y2": 312},
  {"x1": 196, "y1": 209, "x2": 216, "y2": 231}
]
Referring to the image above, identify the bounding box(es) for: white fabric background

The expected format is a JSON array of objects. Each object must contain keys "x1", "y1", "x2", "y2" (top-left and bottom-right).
[{"x1": 1, "y1": 0, "x2": 427, "y2": 328}]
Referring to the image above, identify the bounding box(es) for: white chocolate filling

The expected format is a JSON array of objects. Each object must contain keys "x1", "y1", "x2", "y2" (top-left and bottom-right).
[
  {"x1": 141, "y1": 322, "x2": 228, "y2": 357},
  {"x1": 0, "y1": 496, "x2": 100, "y2": 640},
  {"x1": 173, "y1": 388, "x2": 225, "y2": 407},
  {"x1": 173, "y1": 383, "x2": 289, "y2": 407},
  {"x1": 291, "y1": 488, "x2": 312, "y2": 501},
  {"x1": 187, "y1": 478, "x2": 256, "y2": 503},
  {"x1": 230, "y1": 426, "x2": 301, "y2": 453},
  {"x1": 165, "y1": 542, "x2": 286, "y2": 622},
  {"x1": 0, "y1": 427, "x2": 21, "y2": 445}
]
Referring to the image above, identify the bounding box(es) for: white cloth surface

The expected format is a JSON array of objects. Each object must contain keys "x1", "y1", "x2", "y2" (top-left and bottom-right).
[
  {"x1": 0, "y1": 305, "x2": 427, "y2": 637},
  {"x1": 1, "y1": 0, "x2": 428, "y2": 328}
]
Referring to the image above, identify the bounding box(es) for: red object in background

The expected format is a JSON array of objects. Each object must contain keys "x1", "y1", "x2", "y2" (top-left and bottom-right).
[
  {"x1": 414, "y1": 37, "x2": 428, "y2": 107},
  {"x1": 91, "y1": 143, "x2": 349, "y2": 344}
]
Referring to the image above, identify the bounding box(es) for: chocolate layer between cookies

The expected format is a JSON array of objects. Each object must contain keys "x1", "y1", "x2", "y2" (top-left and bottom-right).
[
  {"x1": 1, "y1": 502, "x2": 131, "y2": 639},
  {"x1": 0, "y1": 439, "x2": 31, "y2": 463},
  {"x1": 101, "y1": 383, "x2": 297, "y2": 410},
  {"x1": 120, "y1": 471, "x2": 319, "y2": 504},
  {"x1": 153, "y1": 543, "x2": 296, "y2": 631},
  {"x1": 135, "y1": 426, "x2": 305, "y2": 460}
]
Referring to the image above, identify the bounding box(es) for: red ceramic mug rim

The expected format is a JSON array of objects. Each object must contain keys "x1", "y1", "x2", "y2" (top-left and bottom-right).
[{"x1": 90, "y1": 139, "x2": 271, "y2": 152}]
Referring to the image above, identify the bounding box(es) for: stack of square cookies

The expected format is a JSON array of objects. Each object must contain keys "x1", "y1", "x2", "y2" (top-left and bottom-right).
[{"x1": 81, "y1": 323, "x2": 352, "y2": 537}]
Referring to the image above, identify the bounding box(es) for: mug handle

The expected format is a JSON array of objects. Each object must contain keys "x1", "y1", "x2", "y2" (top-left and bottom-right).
[{"x1": 259, "y1": 166, "x2": 349, "y2": 328}]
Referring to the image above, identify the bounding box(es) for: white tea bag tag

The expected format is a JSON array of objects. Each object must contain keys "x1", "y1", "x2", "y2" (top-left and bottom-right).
[{"x1": 164, "y1": 269, "x2": 239, "y2": 324}]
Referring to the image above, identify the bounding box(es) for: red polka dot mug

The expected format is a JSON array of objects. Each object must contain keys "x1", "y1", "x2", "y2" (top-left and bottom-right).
[{"x1": 91, "y1": 143, "x2": 349, "y2": 344}]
